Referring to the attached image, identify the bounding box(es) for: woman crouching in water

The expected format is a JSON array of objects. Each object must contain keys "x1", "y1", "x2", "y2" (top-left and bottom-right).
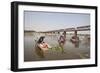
[
  {"x1": 35, "y1": 36, "x2": 51, "y2": 58},
  {"x1": 37, "y1": 36, "x2": 51, "y2": 52}
]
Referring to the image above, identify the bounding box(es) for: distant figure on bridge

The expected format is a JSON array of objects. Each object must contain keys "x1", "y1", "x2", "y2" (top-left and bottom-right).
[{"x1": 58, "y1": 31, "x2": 66, "y2": 53}]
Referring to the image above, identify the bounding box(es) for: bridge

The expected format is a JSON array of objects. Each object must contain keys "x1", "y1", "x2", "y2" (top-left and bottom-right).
[{"x1": 40, "y1": 25, "x2": 90, "y2": 33}]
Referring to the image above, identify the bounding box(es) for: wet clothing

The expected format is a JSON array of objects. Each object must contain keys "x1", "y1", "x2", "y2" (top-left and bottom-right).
[{"x1": 58, "y1": 35, "x2": 66, "y2": 43}]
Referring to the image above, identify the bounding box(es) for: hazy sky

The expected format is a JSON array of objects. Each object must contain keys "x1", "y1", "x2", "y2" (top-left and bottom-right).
[{"x1": 24, "y1": 11, "x2": 90, "y2": 32}]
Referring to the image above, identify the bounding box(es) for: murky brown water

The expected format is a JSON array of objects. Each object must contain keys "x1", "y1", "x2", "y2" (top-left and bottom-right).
[{"x1": 24, "y1": 33, "x2": 90, "y2": 62}]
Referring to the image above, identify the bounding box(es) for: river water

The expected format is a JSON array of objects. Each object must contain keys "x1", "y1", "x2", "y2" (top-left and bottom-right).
[{"x1": 24, "y1": 33, "x2": 90, "y2": 62}]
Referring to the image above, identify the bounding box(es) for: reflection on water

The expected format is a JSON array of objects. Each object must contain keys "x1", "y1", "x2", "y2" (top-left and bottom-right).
[
  {"x1": 24, "y1": 33, "x2": 90, "y2": 62},
  {"x1": 72, "y1": 41, "x2": 79, "y2": 48}
]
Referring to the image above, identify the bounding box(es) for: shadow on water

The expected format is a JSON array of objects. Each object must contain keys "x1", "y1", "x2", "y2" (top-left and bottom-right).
[{"x1": 71, "y1": 41, "x2": 80, "y2": 48}]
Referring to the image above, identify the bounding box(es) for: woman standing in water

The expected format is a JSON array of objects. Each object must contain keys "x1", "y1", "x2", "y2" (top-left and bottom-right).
[{"x1": 58, "y1": 31, "x2": 66, "y2": 53}]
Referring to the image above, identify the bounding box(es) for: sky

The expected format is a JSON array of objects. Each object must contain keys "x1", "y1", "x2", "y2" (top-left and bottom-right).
[{"x1": 24, "y1": 11, "x2": 90, "y2": 32}]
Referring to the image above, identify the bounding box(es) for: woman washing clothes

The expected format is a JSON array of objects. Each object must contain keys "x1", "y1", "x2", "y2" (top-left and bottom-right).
[
  {"x1": 37, "y1": 36, "x2": 51, "y2": 52},
  {"x1": 58, "y1": 31, "x2": 66, "y2": 53}
]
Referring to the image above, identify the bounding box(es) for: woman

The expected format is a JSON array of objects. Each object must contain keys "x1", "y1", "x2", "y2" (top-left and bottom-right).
[
  {"x1": 37, "y1": 36, "x2": 51, "y2": 52},
  {"x1": 58, "y1": 31, "x2": 66, "y2": 53}
]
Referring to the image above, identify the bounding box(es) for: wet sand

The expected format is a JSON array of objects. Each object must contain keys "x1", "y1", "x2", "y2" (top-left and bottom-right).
[{"x1": 24, "y1": 33, "x2": 90, "y2": 62}]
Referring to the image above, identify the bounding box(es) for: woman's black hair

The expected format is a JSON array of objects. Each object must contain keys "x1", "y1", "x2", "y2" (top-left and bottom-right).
[{"x1": 37, "y1": 36, "x2": 45, "y2": 44}]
